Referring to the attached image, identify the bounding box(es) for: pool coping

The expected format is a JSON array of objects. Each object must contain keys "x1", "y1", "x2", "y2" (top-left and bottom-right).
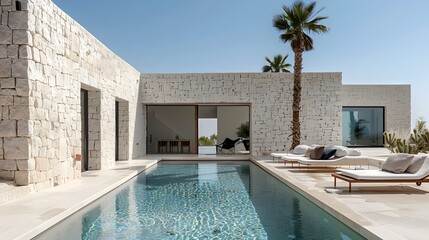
[{"x1": 0, "y1": 156, "x2": 404, "y2": 240}]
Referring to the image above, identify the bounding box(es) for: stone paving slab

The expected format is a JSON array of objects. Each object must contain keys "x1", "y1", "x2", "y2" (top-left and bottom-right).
[{"x1": 0, "y1": 180, "x2": 29, "y2": 204}]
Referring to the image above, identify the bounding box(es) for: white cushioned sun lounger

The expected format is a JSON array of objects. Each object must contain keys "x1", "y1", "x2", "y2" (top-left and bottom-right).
[
  {"x1": 339, "y1": 169, "x2": 426, "y2": 180},
  {"x1": 340, "y1": 157, "x2": 429, "y2": 180},
  {"x1": 281, "y1": 155, "x2": 378, "y2": 168},
  {"x1": 271, "y1": 153, "x2": 303, "y2": 161},
  {"x1": 271, "y1": 152, "x2": 288, "y2": 158},
  {"x1": 280, "y1": 155, "x2": 308, "y2": 161},
  {"x1": 278, "y1": 155, "x2": 309, "y2": 167},
  {"x1": 332, "y1": 157, "x2": 429, "y2": 192}
]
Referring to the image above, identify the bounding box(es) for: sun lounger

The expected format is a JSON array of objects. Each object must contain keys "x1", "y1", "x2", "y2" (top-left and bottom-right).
[
  {"x1": 332, "y1": 157, "x2": 429, "y2": 192},
  {"x1": 296, "y1": 156, "x2": 379, "y2": 168},
  {"x1": 271, "y1": 153, "x2": 303, "y2": 162},
  {"x1": 281, "y1": 155, "x2": 381, "y2": 169},
  {"x1": 273, "y1": 145, "x2": 368, "y2": 166},
  {"x1": 271, "y1": 145, "x2": 309, "y2": 162}
]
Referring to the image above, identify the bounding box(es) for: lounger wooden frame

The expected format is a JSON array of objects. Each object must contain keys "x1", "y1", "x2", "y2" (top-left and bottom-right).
[
  {"x1": 332, "y1": 173, "x2": 429, "y2": 192},
  {"x1": 283, "y1": 159, "x2": 301, "y2": 168},
  {"x1": 284, "y1": 160, "x2": 367, "y2": 170}
]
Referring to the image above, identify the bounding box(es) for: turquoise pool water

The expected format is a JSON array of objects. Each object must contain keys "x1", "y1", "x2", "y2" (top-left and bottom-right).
[{"x1": 38, "y1": 162, "x2": 365, "y2": 239}]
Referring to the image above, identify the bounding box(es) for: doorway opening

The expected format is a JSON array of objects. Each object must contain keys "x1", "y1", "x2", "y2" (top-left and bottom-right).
[
  {"x1": 146, "y1": 104, "x2": 250, "y2": 155},
  {"x1": 80, "y1": 89, "x2": 89, "y2": 172},
  {"x1": 81, "y1": 86, "x2": 101, "y2": 170},
  {"x1": 115, "y1": 101, "x2": 119, "y2": 161},
  {"x1": 115, "y1": 100, "x2": 130, "y2": 161},
  {"x1": 198, "y1": 106, "x2": 218, "y2": 155}
]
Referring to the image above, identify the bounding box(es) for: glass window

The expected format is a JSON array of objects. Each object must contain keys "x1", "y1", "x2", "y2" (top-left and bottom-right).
[{"x1": 342, "y1": 107, "x2": 384, "y2": 147}]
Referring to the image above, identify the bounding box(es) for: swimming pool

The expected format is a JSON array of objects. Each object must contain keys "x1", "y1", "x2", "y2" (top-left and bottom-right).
[{"x1": 37, "y1": 162, "x2": 365, "y2": 239}]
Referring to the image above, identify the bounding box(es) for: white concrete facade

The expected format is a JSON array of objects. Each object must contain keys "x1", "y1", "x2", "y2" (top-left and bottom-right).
[{"x1": 0, "y1": 0, "x2": 411, "y2": 189}]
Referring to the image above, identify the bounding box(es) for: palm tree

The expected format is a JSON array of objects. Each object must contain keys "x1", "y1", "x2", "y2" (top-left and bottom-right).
[
  {"x1": 273, "y1": 1, "x2": 329, "y2": 149},
  {"x1": 262, "y1": 54, "x2": 291, "y2": 72}
]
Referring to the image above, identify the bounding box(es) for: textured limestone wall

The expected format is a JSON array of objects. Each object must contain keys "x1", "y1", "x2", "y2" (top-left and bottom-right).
[
  {"x1": 0, "y1": 0, "x2": 143, "y2": 189},
  {"x1": 341, "y1": 85, "x2": 411, "y2": 132},
  {"x1": 116, "y1": 100, "x2": 130, "y2": 161},
  {"x1": 87, "y1": 90, "x2": 101, "y2": 170},
  {"x1": 0, "y1": 0, "x2": 32, "y2": 183},
  {"x1": 140, "y1": 73, "x2": 343, "y2": 155}
]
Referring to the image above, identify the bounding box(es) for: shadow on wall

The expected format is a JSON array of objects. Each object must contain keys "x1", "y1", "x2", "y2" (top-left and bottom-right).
[
  {"x1": 132, "y1": 80, "x2": 145, "y2": 158},
  {"x1": 146, "y1": 114, "x2": 183, "y2": 153}
]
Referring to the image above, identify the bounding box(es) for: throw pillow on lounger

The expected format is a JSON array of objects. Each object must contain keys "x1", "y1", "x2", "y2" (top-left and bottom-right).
[
  {"x1": 382, "y1": 154, "x2": 414, "y2": 174},
  {"x1": 321, "y1": 148, "x2": 337, "y2": 160},
  {"x1": 405, "y1": 155, "x2": 427, "y2": 174},
  {"x1": 333, "y1": 146, "x2": 348, "y2": 157},
  {"x1": 310, "y1": 146, "x2": 325, "y2": 160},
  {"x1": 292, "y1": 145, "x2": 309, "y2": 155},
  {"x1": 304, "y1": 147, "x2": 315, "y2": 157},
  {"x1": 346, "y1": 148, "x2": 361, "y2": 156}
]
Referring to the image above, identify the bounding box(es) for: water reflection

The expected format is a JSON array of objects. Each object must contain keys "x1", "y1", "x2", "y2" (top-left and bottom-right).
[
  {"x1": 197, "y1": 163, "x2": 218, "y2": 185},
  {"x1": 81, "y1": 206, "x2": 101, "y2": 240},
  {"x1": 247, "y1": 163, "x2": 363, "y2": 240},
  {"x1": 292, "y1": 198, "x2": 303, "y2": 239}
]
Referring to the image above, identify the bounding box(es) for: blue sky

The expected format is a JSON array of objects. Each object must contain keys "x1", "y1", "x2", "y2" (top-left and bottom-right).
[{"x1": 53, "y1": 0, "x2": 429, "y2": 126}]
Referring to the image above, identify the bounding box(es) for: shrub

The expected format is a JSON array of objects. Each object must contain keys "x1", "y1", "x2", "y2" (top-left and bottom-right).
[
  {"x1": 236, "y1": 122, "x2": 250, "y2": 138},
  {"x1": 384, "y1": 118, "x2": 429, "y2": 154}
]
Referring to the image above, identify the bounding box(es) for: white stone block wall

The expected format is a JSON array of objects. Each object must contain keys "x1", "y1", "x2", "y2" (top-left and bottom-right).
[
  {"x1": 0, "y1": 0, "x2": 144, "y2": 189},
  {"x1": 140, "y1": 73, "x2": 343, "y2": 155},
  {"x1": 0, "y1": 0, "x2": 32, "y2": 183},
  {"x1": 87, "y1": 90, "x2": 101, "y2": 170},
  {"x1": 117, "y1": 100, "x2": 130, "y2": 161},
  {"x1": 341, "y1": 85, "x2": 411, "y2": 133}
]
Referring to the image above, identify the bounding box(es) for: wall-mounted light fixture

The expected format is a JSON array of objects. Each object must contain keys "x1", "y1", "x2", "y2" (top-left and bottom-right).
[{"x1": 15, "y1": 1, "x2": 22, "y2": 11}]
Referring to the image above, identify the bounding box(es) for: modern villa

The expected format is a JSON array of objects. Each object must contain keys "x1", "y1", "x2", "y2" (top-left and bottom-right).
[
  {"x1": 0, "y1": 0, "x2": 410, "y2": 189},
  {"x1": 0, "y1": 0, "x2": 422, "y2": 240}
]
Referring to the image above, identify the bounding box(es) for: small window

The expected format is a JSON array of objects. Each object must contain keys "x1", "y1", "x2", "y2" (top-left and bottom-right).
[{"x1": 342, "y1": 107, "x2": 384, "y2": 147}]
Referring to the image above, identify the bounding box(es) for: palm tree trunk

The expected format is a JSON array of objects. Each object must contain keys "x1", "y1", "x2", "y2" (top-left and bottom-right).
[{"x1": 291, "y1": 31, "x2": 304, "y2": 150}]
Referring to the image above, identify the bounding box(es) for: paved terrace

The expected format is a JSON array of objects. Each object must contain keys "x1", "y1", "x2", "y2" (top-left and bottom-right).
[
  {"x1": 254, "y1": 148, "x2": 428, "y2": 240},
  {"x1": 0, "y1": 149, "x2": 428, "y2": 239}
]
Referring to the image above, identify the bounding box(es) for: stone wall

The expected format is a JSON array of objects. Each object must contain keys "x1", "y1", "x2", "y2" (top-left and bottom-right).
[
  {"x1": 341, "y1": 85, "x2": 411, "y2": 132},
  {"x1": 116, "y1": 100, "x2": 130, "y2": 161},
  {"x1": 0, "y1": 0, "x2": 144, "y2": 189},
  {"x1": 140, "y1": 73, "x2": 343, "y2": 155},
  {"x1": 0, "y1": 0, "x2": 32, "y2": 183}
]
